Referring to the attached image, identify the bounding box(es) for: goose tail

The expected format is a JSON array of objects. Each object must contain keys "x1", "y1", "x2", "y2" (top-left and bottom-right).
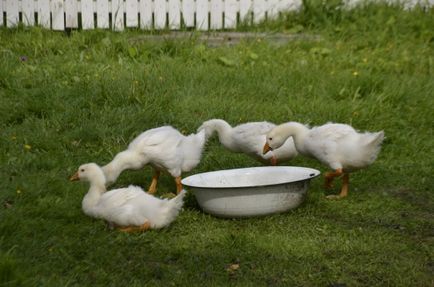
[
  {"x1": 160, "y1": 190, "x2": 187, "y2": 228},
  {"x1": 362, "y1": 130, "x2": 385, "y2": 163}
]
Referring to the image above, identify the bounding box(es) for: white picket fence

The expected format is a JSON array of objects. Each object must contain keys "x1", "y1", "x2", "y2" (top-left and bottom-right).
[
  {"x1": 1, "y1": 0, "x2": 432, "y2": 31},
  {"x1": 0, "y1": 0, "x2": 302, "y2": 31}
]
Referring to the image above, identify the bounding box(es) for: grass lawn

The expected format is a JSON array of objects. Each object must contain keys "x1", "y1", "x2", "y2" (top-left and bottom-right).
[{"x1": 1, "y1": 1, "x2": 433, "y2": 286}]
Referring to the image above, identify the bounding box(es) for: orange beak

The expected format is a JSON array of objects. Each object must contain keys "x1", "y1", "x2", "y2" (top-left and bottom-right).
[
  {"x1": 263, "y1": 143, "x2": 272, "y2": 155},
  {"x1": 69, "y1": 172, "x2": 80, "y2": 181}
]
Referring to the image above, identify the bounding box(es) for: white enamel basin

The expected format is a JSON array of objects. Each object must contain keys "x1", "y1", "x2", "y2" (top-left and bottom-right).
[{"x1": 181, "y1": 166, "x2": 320, "y2": 218}]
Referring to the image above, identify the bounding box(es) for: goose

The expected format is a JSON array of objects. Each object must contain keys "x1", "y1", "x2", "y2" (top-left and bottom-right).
[
  {"x1": 263, "y1": 122, "x2": 384, "y2": 199},
  {"x1": 197, "y1": 119, "x2": 298, "y2": 165},
  {"x1": 70, "y1": 163, "x2": 186, "y2": 232},
  {"x1": 101, "y1": 126, "x2": 206, "y2": 194}
]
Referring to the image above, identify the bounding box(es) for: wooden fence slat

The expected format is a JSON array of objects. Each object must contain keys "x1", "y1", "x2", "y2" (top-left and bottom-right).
[
  {"x1": 267, "y1": 0, "x2": 279, "y2": 19},
  {"x1": 240, "y1": 0, "x2": 252, "y2": 23},
  {"x1": 224, "y1": 0, "x2": 238, "y2": 29},
  {"x1": 278, "y1": 0, "x2": 300, "y2": 12},
  {"x1": 277, "y1": 0, "x2": 286, "y2": 14},
  {"x1": 154, "y1": 0, "x2": 166, "y2": 29},
  {"x1": 253, "y1": 0, "x2": 266, "y2": 23},
  {"x1": 182, "y1": 0, "x2": 194, "y2": 27},
  {"x1": 81, "y1": 0, "x2": 94, "y2": 29},
  {"x1": 22, "y1": 0, "x2": 35, "y2": 26},
  {"x1": 0, "y1": 0, "x2": 3, "y2": 27},
  {"x1": 139, "y1": 0, "x2": 153, "y2": 29},
  {"x1": 112, "y1": 0, "x2": 124, "y2": 31},
  {"x1": 210, "y1": 0, "x2": 223, "y2": 29},
  {"x1": 196, "y1": 0, "x2": 208, "y2": 30},
  {"x1": 5, "y1": 0, "x2": 19, "y2": 27},
  {"x1": 65, "y1": 0, "x2": 78, "y2": 28},
  {"x1": 96, "y1": 0, "x2": 109, "y2": 28},
  {"x1": 37, "y1": 0, "x2": 51, "y2": 28},
  {"x1": 168, "y1": 0, "x2": 181, "y2": 29},
  {"x1": 51, "y1": 0, "x2": 65, "y2": 30},
  {"x1": 126, "y1": 0, "x2": 138, "y2": 27},
  {"x1": 0, "y1": 0, "x2": 5, "y2": 27}
]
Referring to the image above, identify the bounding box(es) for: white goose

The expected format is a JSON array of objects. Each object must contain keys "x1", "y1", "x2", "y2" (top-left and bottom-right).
[
  {"x1": 102, "y1": 126, "x2": 206, "y2": 194},
  {"x1": 70, "y1": 163, "x2": 186, "y2": 232},
  {"x1": 263, "y1": 122, "x2": 385, "y2": 199},
  {"x1": 197, "y1": 119, "x2": 298, "y2": 165}
]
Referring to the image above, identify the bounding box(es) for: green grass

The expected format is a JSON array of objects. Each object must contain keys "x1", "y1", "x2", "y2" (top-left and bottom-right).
[{"x1": 1, "y1": 1, "x2": 433, "y2": 286}]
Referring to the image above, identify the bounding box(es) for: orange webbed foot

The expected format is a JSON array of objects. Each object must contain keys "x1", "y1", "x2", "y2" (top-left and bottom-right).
[
  {"x1": 325, "y1": 173, "x2": 349, "y2": 200},
  {"x1": 118, "y1": 222, "x2": 151, "y2": 233}
]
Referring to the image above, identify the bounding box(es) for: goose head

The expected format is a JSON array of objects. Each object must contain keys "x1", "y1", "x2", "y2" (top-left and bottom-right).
[
  {"x1": 262, "y1": 128, "x2": 288, "y2": 155},
  {"x1": 70, "y1": 163, "x2": 106, "y2": 185}
]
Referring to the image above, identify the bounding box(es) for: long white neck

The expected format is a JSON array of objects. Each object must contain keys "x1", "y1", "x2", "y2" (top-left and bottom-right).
[
  {"x1": 206, "y1": 119, "x2": 236, "y2": 149},
  {"x1": 82, "y1": 175, "x2": 106, "y2": 215},
  {"x1": 101, "y1": 150, "x2": 147, "y2": 185},
  {"x1": 275, "y1": 122, "x2": 310, "y2": 154}
]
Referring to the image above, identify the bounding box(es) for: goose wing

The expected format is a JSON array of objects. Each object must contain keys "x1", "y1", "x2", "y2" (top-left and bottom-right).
[
  {"x1": 98, "y1": 185, "x2": 145, "y2": 210},
  {"x1": 128, "y1": 126, "x2": 182, "y2": 150}
]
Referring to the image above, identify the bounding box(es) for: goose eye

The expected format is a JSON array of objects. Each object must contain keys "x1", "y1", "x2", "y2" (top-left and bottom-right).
[
  {"x1": 80, "y1": 169, "x2": 85, "y2": 172},
  {"x1": 269, "y1": 137, "x2": 273, "y2": 141}
]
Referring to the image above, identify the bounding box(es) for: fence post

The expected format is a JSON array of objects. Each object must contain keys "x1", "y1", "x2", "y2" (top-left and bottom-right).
[
  {"x1": 112, "y1": 0, "x2": 124, "y2": 31},
  {"x1": 225, "y1": 0, "x2": 239, "y2": 29},
  {"x1": 210, "y1": 0, "x2": 223, "y2": 29},
  {"x1": 154, "y1": 0, "x2": 167, "y2": 29},
  {"x1": 182, "y1": 0, "x2": 194, "y2": 28},
  {"x1": 240, "y1": 0, "x2": 253, "y2": 24},
  {"x1": 51, "y1": 0, "x2": 65, "y2": 30},
  {"x1": 22, "y1": 0, "x2": 35, "y2": 26},
  {"x1": 253, "y1": 0, "x2": 266, "y2": 23},
  {"x1": 65, "y1": 0, "x2": 78, "y2": 28},
  {"x1": 168, "y1": 0, "x2": 181, "y2": 29},
  {"x1": 139, "y1": 0, "x2": 153, "y2": 29},
  {"x1": 196, "y1": 0, "x2": 208, "y2": 30},
  {"x1": 96, "y1": 0, "x2": 109, "y2": 29},
  {"x1": 38, "y1": 0, "x2": 51, "y2": 28},
  {"x1": 5, "y1": 0, "x2": 19, "y2": 27},
  {"x1": 0, "y1": 0, "x2": 4, "y2": 27},
  {"x1": 126, "y1": 0, "x2": 138, "y2": 27},
  {"x1": 82, "y1": 0, "x2": 94, "y2": 29}
]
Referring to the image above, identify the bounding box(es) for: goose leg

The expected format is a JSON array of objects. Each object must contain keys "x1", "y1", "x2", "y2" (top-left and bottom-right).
[
  {"x1": 175, "y1": 177, "x2": 183, "y2": 194},
  {"x1": 326, "y1": 173, "x2": 349, "y2": 200},
  {"x1": 148, "y1": 170, "x2": 160, "y2": 194},
  {"x1": 270, "y1": 156, "x2": 278, "y2": 166},
  {"x1": 324, "y1": 168, "x2": 343, "y2": 189},
  {"x1": 340, "y1": 173, "x2": 349, "y2": 198},
  {"x1": 118, "y1": 222, "x2": 151, "y2": 233},
  {"x1": 118, "y1": 226, "x2": 135, "y2": 232},
  {"x1": 138, "y1": 222, "x2": 151, "y2": 232}
]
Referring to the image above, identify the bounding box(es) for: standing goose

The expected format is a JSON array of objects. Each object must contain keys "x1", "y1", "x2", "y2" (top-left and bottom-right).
[
  {"x1": 197, "y1": 119, "x2": 298, "y2": 165},
  {"x1": 70, "y1": 163, "x2": 186, "y2": 232},
  {"x1": 102, "y1": 126, "x2": 206, "y2": 194},
  {"x1": 263, "y1": 122, "x2": 384, "y2": 199}
]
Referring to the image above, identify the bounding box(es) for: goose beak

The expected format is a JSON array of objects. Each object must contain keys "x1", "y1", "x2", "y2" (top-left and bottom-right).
[
  {"x1": 69, "y1": 172, "x2": 80, "y2": 181},
  {"x1": 263, "y1": 143, "x2": 272, "y2": 155}
]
